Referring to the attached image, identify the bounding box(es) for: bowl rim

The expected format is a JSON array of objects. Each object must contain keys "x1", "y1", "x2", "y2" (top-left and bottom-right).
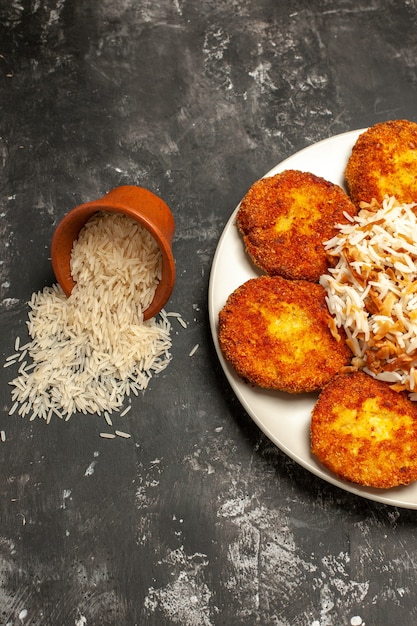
[{"x1": 50, "y1": 186, "x2": 176, "y2": 320}]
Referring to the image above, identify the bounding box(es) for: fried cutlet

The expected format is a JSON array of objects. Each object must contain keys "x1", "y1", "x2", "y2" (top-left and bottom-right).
[
  {"x1": 218, "y1": 275, "x2": 352, "y2": 394},
  {"x1": 311, "y1": 371, "x2": 417, "y2": 489},
  {"x1": 236, "y1": 169, "x2": 357, "y2": 282},
  {"x1": 345, "y1": 119, "x2": 417, "y2": 205}
]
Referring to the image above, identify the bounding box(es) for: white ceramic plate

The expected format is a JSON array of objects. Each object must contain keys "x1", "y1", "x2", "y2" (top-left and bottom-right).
[{"x1": 208, "y1": 129, "x2": 417, "y2": 509}]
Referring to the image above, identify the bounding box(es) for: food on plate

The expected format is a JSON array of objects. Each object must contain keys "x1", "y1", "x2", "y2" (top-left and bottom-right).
[
  {"x1": 236, "y1": 169, "x2": 357, "y2": 282},
  {"x1": 218, "y1": 275, "x2": 352, "y2": 393},
  {"x1": 345, "y1": 119, "x2": 417, "y2": 205},
  {"x1": 216, "y1": 121, "x2": 417, "y2": 492},
  {"x1": 320, "y1": 196, "x2": 417, "y2": 396},
  {"x1": 311, "y1": 371, "x2": 417, "y2": 489},
  {"x1": 6, "y1": 211, "x2": 173, "y2": 422}
]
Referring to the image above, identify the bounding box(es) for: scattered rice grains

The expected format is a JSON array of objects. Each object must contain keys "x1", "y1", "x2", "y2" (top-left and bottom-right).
[{"x1": 4, "y1": 211, "x2": 174, "y2": 424}]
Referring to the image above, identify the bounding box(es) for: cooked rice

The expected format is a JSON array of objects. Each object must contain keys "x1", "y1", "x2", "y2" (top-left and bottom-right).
[
  {"x1": 6, "y1": 211, "x2": 173, "y2": 421},
  {"x1": 321, "y1": 196, "x2": 417, "y2": 397}
]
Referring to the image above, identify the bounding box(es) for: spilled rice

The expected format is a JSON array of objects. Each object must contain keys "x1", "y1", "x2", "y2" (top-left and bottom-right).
[
  {"x1": 5, "y1": 211, "x2": 173, "y2": 422},
  {"x1": 321, "y1": 195, "x2": 417, "y2": 398}
]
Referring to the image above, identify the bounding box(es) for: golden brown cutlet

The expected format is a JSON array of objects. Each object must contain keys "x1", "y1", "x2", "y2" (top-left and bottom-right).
[
  {"x1": 236, "y1": 169, "x2": 357, "y2": 282},
  {"x1": 345, "y1": 119, "x2": 417, "y2": 205},
  {"x1": 311, "y1": 370, "x2": 417, "y2": 489},
  {"x1": 218, "y1": 275, "x2": 352, "y2": 394}
]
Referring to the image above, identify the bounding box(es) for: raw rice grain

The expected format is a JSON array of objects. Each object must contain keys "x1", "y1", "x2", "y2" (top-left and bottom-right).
[
  {"x1": 6, "y1": 211, "x2": 173, "y2": 421},
  {"x1": 115, "y1": 430, "x2": 131, "y2": 439}
]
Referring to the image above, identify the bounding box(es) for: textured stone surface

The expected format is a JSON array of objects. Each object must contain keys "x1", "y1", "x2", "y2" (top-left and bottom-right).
[{"x1": 1, "y1": 1, "x2": 417, "y2": 624}]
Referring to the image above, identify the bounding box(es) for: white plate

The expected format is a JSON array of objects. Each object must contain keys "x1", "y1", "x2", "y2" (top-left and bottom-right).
[{"x1": 208, "y1": 129, "x2": 417, "y2": 509}]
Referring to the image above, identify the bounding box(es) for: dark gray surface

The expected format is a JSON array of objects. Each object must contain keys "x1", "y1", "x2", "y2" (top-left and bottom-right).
[{"x1": 1, "y1": 1, "x2": 417, "y2": 624}]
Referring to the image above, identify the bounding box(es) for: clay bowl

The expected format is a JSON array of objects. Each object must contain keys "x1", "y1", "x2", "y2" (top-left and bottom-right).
[{"x1": 51, "y1": 185, "x2": 175, "y2": 320}]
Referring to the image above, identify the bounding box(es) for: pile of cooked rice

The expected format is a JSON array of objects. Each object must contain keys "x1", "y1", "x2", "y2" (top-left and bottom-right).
[
  {"x1": 321, "y1": 195, "x2": 417, "y2": 398},
  {"x1": 5, "y1": 211, "x2": 173, "y2": 422}
]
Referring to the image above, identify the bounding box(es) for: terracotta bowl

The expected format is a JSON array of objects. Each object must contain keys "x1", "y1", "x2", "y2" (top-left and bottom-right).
[{"x1": 51, "y1": 185, "x2": 175, "y2": 320}]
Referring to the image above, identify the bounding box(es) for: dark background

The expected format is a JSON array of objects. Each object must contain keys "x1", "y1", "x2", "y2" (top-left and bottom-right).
[{"x1": 1, "y1": 1, "x2": 417, "y2": 624}]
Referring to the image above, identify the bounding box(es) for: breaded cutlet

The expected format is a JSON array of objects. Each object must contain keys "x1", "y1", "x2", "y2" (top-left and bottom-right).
[
  {"x1": 311, "y1": 371, "x2": 417, "y2": 489},
  {"x1": 345, "y1": 119, "x2": 417, "y2": 205},
  {"x1": 236, "y1": 169, "x2": 357, "y2": 282},
  {"x1": 218, "y1": 275, "x2": 352, "y2": 394}
]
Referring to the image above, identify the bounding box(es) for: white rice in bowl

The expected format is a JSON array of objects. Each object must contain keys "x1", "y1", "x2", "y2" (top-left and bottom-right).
[
  {"x1": 6, "y1": 211, "x2": 173, "y2": 422},
  {"x1": 320, "y1": 195, "x2": 417, "y2": 399}
]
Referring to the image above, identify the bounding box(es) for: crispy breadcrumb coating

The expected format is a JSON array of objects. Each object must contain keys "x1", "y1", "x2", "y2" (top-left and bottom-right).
[
  {"x1": 345, "y1": 119, "x2": 417, "y2": 205},
  {"x1": 236, "y1": 169, "x2": 357, "y2": 282},
  {"x1": 218, "y1": 275, "x2": 352, "y2": 393},
  {"x1": 311, "y1": 371, "x2": 417, "y2": 488}
]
